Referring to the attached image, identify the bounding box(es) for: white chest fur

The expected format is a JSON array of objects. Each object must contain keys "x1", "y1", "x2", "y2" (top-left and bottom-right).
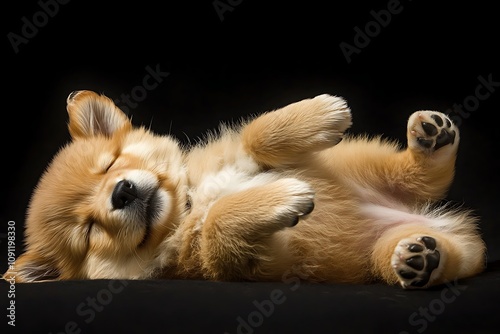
[{"x1": 188, "y1": 164, "x2": 281, "y2": 230}]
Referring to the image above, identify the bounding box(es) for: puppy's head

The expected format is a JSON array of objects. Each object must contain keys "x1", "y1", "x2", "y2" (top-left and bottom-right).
[{"x1": 5, "y1": 91, "x2": 187, "y2": 282}]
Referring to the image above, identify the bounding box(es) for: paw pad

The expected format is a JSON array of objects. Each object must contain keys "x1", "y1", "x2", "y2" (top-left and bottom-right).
[
  {"x1": 392, "y1": 236, "x2": 441, "y2": 289},
  {"x1": 408, "y1": 111, "x2": 457, "y2": 152}
]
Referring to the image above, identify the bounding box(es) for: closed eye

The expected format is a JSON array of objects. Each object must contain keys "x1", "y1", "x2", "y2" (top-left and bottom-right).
[
  {"x1": 93, "y1": 153, "x2": 118, "y2": 175},
  {"x1": 104, "y1": 159, "x2": 116, "y2": 172},
  {"x1": 102, "y1": 156, "x2": 117, "y2": 173}
]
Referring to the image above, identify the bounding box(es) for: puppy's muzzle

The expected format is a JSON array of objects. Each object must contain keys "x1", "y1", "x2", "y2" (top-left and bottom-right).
[{"x1": 112, "y1": 179, "x2": 138, "y2": 209}]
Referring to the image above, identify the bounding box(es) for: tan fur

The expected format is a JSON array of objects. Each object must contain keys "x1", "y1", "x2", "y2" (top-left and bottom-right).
[{"x1": 3, "y1": 91, "x2": 486, "y2": 289}]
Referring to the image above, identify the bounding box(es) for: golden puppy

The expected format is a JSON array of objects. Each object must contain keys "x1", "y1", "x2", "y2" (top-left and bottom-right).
[{"x1": 4, "y1": 90, "x2": 486, "y2": 288}]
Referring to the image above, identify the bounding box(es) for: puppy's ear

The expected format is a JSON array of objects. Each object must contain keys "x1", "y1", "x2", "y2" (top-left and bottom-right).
[
  {"x1": 66, "y1": 90, "x2": 132, "y2": 139},
  {"x1": 3, "y1": 252, "x2": 60, "y2": 283}
]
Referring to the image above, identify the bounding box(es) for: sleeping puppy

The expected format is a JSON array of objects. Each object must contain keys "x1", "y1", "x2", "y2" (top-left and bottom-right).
[{"x1": 3, "y1": 90, "x2": 486, "y2": 288}]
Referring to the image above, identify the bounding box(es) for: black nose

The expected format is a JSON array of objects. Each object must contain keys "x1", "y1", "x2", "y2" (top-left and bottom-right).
[{"x1": 112, "y1": 180, "x2": 138, "y2": 209}]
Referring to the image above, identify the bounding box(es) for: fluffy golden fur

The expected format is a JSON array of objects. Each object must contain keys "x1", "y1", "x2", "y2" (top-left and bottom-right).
[{"x1": 4, "y1": 90, "x2": 486, "y2": 289}]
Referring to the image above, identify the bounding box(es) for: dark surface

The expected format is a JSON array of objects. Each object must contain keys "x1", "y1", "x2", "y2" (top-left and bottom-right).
[
  {"x1": 2, "y1": 1, "x2": 499, "y2": 333},
  {"x1": 2, "y1": 263, "x2": 500, "y2": 334}
]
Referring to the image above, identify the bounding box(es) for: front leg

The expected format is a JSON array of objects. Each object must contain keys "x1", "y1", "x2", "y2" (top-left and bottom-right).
[
  {"x1": 199, "y1": 178, "x2": 315, "y2": 280},
  {"x1": 242, "y1": 94, "x2": 352, "y2": 167}
]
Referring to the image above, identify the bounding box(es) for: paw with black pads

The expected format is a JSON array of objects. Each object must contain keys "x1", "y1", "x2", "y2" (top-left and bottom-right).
[
  {"x1": 407, "y1": 111, "x2": 459, "y2": 154},
  {"x1": 392, "y1": 236, "x2": 442, "y2": 289}
]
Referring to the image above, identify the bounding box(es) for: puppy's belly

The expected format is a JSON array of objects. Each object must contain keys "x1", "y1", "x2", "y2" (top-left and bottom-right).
[
  {"x1": 349, "y1": 182, "x2": 448, "y2": 232},
  {"x1": 360, "y1": 203, "x2": 431, "y2": 230}
]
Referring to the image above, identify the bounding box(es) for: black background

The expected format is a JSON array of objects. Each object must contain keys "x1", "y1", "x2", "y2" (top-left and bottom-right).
[{"x1": 2, "y1": 0, "x2": 499, "y2": 277}]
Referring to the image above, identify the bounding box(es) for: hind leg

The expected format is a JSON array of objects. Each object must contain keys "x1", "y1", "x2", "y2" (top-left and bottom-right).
[
  {"x1": 326, "y1": 110, "x2": 462, "y2": 206},
  {"x1": 242, "y1": 94, "x2": 352, "y2": 167},
  {"x1": 403, "y1": 110, "x2": 460, "y2": 200},
  {"x1": 407, "y1": 110, "x2": 459, "y2": 159},
  {"x1": 371, "y1": 223, "x2": 485, "y2": 289},
  {"x1": 370, "y1": 112, "x2": 485, "y2": 288}
]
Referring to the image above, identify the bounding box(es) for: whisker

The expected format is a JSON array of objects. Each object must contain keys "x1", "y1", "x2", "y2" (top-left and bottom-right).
[
  {"x1": 181, "y1": 132, "x2": 192, "y2": 146},
  {"x1": 148, "y1": 116, "x2": 154, "y2": 131},
  {"x1": 132, "y1": 247, "x2": 147, "y2": 272}
]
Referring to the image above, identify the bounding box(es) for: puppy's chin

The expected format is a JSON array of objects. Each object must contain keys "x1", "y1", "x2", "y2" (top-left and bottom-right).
[
  {"x1": 138, "y1": 188, "x2": 171, "y2": 247},
  {"x1": 106, "y1": 189, "x2": 172, "y2": 249}
]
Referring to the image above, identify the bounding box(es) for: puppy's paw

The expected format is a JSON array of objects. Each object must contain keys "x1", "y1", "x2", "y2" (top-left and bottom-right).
[
  {"x1": 308, "y1": 94, "x2": 352, "y2": 147},
  {"x1": 407, "y1": 111, "x2": 459, "y2": 154},
  {"x1": 274, "y1": 178, "x2": 315, "y2": 227},
  {"x1": 392, "y1": 236, "x2": 442, "y2": 289}
]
